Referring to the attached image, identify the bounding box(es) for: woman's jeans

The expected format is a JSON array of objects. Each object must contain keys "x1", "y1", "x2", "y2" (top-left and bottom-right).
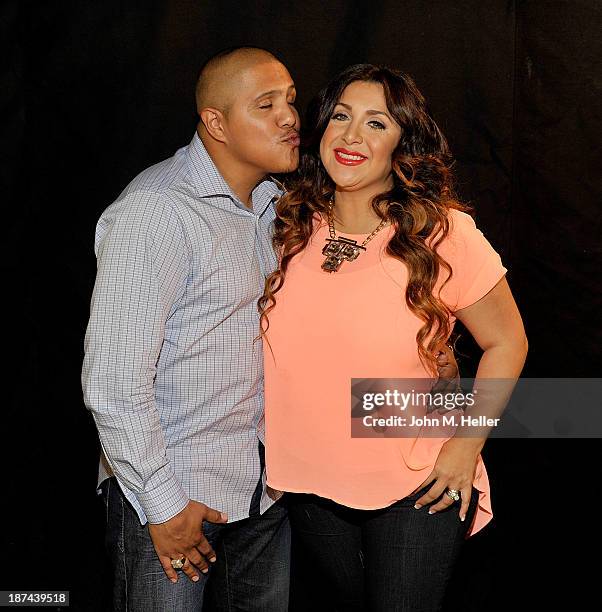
[{"x1": 287, "y1": 483, "x2": 479, "y2": 612}]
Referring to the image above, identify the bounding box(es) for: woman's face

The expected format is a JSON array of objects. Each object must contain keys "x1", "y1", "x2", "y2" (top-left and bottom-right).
[{"x1": 319, "y1": 81, "x2": 402, "y2": 194}]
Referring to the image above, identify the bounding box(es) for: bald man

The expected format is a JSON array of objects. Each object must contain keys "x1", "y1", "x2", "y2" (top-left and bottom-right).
[{"x1": 83, "y1": 47, "x2": 299, "y2": 611}]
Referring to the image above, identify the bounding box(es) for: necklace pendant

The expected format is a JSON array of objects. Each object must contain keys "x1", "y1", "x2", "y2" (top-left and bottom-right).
[{"x1": 321, "y1": 237, "x2": 365, "y2": 273}]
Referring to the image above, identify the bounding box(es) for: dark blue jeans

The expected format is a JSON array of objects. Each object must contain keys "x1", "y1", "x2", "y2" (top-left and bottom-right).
[
  {"x1": 287, "y1": 484, "x2": 480, "y2": 612},
  {"x1": 100, "y1": 476, "x2": 290, "y2": 611}
]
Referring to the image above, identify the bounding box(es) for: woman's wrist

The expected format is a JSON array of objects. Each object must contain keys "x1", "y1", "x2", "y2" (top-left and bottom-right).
[{"x1": 447, "y1": 435, "x2": 486, "y2": 456}]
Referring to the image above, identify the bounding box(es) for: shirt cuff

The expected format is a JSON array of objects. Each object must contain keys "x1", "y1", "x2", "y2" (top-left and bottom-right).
[{"x1": 135, "y1": 471, "x2": 190, "y2": 524}]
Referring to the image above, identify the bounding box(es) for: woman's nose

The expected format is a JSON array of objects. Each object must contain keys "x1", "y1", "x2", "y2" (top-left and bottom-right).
[{"x1": 342, "y1": 124, "x2": 362, "y2": 145}]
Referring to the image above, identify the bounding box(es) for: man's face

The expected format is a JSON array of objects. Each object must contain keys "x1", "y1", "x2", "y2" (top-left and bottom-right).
[{"x1": 222, "y1": 60, "x2": 300, "y2": 175}]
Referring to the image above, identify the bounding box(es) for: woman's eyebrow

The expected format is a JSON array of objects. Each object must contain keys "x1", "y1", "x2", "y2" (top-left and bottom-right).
[
  {"x1": 335, "y1": 102, "x2": 392, "y2": 121},
  {"x1": 366, "y1": 109, "x2": 392, "y2": 121}
]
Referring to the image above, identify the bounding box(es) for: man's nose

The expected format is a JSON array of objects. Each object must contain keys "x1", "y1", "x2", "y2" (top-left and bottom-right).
[{"x1": 279, "y1": 104, "x2": 298, "y2": 129}]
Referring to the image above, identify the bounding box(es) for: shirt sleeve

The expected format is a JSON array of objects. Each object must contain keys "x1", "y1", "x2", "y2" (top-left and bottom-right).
[
  {"x1": 436, "y1": 209, "x2": 508, "y2": 312},
  {"x1": 81, "y1": 190, "x2": 191, "y2": 524}
]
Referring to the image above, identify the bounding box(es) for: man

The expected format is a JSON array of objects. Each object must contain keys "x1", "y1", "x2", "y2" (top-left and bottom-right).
[{"x1": 82, "y1": 47, "x2": 299, "y2": 611}]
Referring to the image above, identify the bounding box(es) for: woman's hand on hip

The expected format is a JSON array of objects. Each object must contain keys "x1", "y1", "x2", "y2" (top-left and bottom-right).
[{"x1": 412, "y1": 437, "x2": 482, "y2": 522}]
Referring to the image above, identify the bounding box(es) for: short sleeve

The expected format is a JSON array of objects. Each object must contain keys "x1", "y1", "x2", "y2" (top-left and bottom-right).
[{"x1": 436, "y1": 209, "x2": 508, "y2": 312}]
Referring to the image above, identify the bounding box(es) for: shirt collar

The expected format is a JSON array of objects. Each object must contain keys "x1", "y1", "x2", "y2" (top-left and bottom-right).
[{"x1": 186, "y1": 132, "x2": 282, "y2": 216}]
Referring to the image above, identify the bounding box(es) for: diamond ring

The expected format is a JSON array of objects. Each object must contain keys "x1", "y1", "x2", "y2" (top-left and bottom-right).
[{"x1": 445, "y1": 488, "x2": 460, "y2": 502}]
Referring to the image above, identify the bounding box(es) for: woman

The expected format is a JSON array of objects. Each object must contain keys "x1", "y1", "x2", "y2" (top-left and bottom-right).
[{"x1": 259, "y1": 64, "x2": 527, "y2": 610}]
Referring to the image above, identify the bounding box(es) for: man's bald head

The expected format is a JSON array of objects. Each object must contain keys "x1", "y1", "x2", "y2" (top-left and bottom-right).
[
  {"x1": 195, "y1": 47, "x2": 281, "y2": 115},
  {"x1": 194, "y1": 46, "x2": 299, "y2": 180}
]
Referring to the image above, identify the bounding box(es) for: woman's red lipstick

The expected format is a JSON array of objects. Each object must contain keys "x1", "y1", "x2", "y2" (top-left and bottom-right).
[{"x1": 333, "y1": 148, "x2": 367, "y2": 166}]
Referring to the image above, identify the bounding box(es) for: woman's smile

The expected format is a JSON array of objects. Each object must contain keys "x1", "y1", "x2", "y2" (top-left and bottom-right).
[{"x1": 333, "y1": 147, "x2": 368, "y2": 165}]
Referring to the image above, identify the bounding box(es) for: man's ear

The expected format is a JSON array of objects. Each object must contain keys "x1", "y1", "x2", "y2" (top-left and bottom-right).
[{"x1": 199, "y1": 107, "x2": 227, "y2": 143}]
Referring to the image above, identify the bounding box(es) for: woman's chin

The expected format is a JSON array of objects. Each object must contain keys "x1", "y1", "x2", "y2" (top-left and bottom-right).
[
  {"x1": 334, "y1": 183, "x2": 366, "y2": 192},
  {"x1": 329, "y1": 175, "x2": 365, "y2": 191}
]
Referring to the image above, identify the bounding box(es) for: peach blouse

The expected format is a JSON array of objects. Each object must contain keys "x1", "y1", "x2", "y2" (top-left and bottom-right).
[{"x1": 263, "y1": 208, "x2": 507, "y2": 536}]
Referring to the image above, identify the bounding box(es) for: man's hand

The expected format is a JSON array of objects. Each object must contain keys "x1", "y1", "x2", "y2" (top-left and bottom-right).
[
  {"x1": 427, "y1": 343, "x2": 461, "y2": 412},
  {"x1": 435, "y1": 343, "x2": 459, "y2": 382},
  {"x1": 148, "y1": 500, "x2": 228, "y2": 583}
]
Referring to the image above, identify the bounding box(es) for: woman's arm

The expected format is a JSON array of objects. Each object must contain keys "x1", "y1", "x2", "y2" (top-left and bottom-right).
[
  {"x1": 413, "y1": 276, "x2": 528, "y2": 520},
  {"x1": 453, "y1": 275, "x2": 528, "y2": 445},
  {"x1": 456, "y1": 276, "x2": 528, "y2": 381}
]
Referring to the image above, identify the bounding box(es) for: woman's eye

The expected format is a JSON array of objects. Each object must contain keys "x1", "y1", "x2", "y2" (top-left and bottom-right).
[
  {"x1": 332, "y1": 112, "x2": 348, "y2": 121},
  {"x1": 368, "y1": 120, "x2": 386, "y2": 130},
  {"x1": 259, "y1": 103, "x2": 273, "y2": 109}
]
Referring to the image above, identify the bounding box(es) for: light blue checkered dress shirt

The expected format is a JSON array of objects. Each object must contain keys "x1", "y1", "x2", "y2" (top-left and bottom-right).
[{"x1": 82, "y1": 132, "x2": 280, "y2": 525}]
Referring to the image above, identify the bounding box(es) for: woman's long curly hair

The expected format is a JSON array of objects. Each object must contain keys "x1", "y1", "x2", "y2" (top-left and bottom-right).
[{"x1": 259, "y1": 64, "x2": 470, "y2": 376}]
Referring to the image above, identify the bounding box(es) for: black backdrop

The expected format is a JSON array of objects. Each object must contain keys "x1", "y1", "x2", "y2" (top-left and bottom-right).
[{"x1": 3, "y1": 1, "x2": 601, "y2": 610}]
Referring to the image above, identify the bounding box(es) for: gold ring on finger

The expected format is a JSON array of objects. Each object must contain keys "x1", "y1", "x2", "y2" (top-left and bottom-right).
[{"x1": 170, "y1": 556, "x2": 187, "y2": 570}]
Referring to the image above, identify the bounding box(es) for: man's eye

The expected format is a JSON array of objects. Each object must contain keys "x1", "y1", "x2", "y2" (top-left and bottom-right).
[
  {"x1": 259, "y1": 103, "x2": 273, "y2": 109},
  {"x1": 368, "y1": 120, "x2": 385, "y2": 130}
]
